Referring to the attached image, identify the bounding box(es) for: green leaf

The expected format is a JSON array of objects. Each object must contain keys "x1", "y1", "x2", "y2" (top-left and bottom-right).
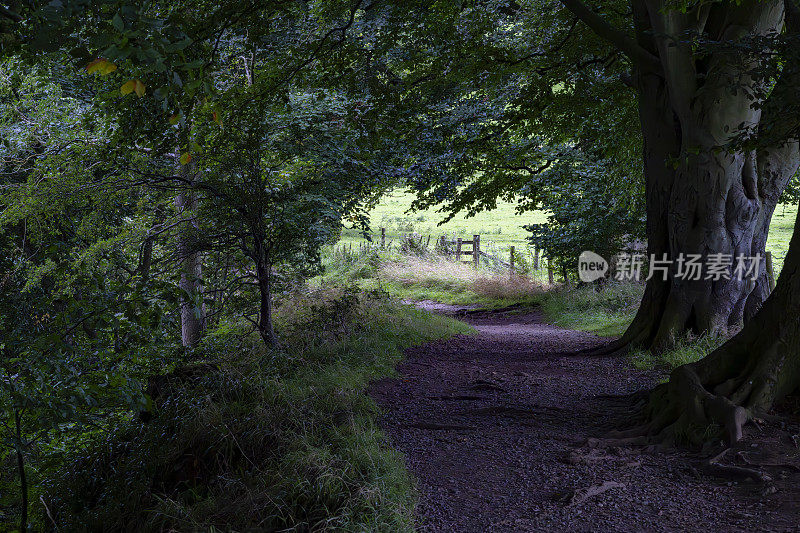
[
  {"x1": 165, "y1": 37, "x2": 193, "y2": 53},
  {"x1": 112, "y1": 13, "x2": 124, "y2": 32}
]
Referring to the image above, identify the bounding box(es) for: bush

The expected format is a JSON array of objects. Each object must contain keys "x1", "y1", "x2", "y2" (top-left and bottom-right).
[{"x1": 41, "y1": 293, "x2": 471, "y2": 532}]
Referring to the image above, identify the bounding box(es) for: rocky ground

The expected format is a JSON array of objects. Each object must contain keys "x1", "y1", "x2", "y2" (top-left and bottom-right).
[{"x1": 369, "y1": 307, "x2": 800, "y2": 532}]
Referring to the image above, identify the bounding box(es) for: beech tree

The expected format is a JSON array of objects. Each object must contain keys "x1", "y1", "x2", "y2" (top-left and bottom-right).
[
  {"x1": 618, "y1": 198, "x2": 800, "y2": 444},
  {"x1": 388, "y1": 0, "x2": 798, "y2": 352},
  {"x1": 516, "y1": 0, "x2": 800, "y2": 441},
  {"x1": 569, "y1": 0, "x2": 800, "y2": 353}
]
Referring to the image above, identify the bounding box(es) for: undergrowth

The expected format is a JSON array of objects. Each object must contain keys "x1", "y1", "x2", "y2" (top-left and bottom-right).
[
  {"x1": 42, "y1": 289, "x2": 471, "y2": 532},
  {"x1": 628, "y1": 332, "x2": 728, "y2": 372},
  {"x1": 376, "y1": 255, "x2": 545, "y2": 308}
]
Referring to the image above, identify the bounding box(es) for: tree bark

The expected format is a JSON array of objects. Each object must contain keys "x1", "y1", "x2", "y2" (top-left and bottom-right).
[
  {"x1": 594, "y1": 0, "x2": 798, "y2": 353},
  {"x1": 614, "y1": 196, "x2": 800, "y2": 444},
  {"x1": 15, "y1": 410, "x2": 27, "y2": 533},
  {"x1": 175, "y1": 160, "x2": 205, "y2": 348},
  {"x1": 253, "y1": 239, "x2": 278, "y2": 347}
]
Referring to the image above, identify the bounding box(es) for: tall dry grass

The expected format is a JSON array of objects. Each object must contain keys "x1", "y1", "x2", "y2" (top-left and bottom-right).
[{"x1": 379, "y1": 255, "x2": 545, "y2": 302}]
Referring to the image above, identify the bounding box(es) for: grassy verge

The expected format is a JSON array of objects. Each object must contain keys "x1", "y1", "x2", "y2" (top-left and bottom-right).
[
  {"x1": 627, "y1": 333, "x2": 727, "y2": 371},
  {"x1": 42, "y1": 290, "x2": 471, "y2": 532},
  {"x1": 535, "y1": 282, "x2": 729, "y2": 373},
  {"x1": 535, "y1": 282, "x2": 643, "y2": 337}
]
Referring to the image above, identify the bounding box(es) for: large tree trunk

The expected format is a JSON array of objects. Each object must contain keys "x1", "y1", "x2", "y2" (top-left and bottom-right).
[
  {"x1": 605, "y1": 0, "x2": 796, "y2": 354},
  {"x1": 615, "y1": 195, "x2": 800, "y2": 444},
  {"x1": 175, "y1": 160, "x2": 205, "y2": 348}
]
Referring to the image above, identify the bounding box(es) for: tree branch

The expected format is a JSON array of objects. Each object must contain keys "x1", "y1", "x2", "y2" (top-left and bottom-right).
[
  {"x1": 758, "y1": 0, "x2": 800, "y2": 145},
  {"x1": 0, "y1": 5, "x2": 23, "y2": 22},
  {"x1": 559, "y1": 0, "x2": 660, "y2": 72}
]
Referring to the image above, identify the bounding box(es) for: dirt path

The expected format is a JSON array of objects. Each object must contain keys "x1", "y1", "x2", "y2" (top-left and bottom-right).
[{"x1": 369, "y1": 307, "x2": 800, "y2": 532}]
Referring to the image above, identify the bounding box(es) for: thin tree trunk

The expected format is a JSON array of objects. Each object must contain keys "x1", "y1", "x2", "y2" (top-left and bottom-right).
[
  {"x1": 175, "y1": 159, "x2": 204, "y2": 348},
  {"x1": 15, "y1": 410, "x2": 27, "y2": 533},
  {"x1": 140, "y1": 236, "x2": 154, "y2": 283},
  {"x1": 140, "y1": 205, "x2": 166, "y2": 284},
  {"x1": 254, "y1": 240, "x2": 277, "y2": 347}
]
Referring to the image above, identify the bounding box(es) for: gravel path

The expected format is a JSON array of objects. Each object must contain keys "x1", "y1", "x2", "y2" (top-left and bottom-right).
[{"x1": 369, "y1": 306, "x2": 800, "y2": 532}]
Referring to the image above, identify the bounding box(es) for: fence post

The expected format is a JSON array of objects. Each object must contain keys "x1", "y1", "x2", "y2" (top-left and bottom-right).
[
  {"x1": 456, "y1": 238, "x2": 463, "y2": 263},
  {"x1": 473, "y1": 234, "x2": 480, "y2": 269},
  {"x1": 547, "y1": 258, "x2": 554, "y2": 285},
  {"x1": 766, "y1": 251, "x2": 776, "y2": 291},
  {"x1": 439, "y1": 235, "x2": 446, "y2": 255},
  {"x1": 509, "y1": 245, "x2": 515, "y2": 277},
  {"x1": 533, "y1": 248, "x2": 540, "y2": 270},
  {"x1": 381, "y1": 227, "x2": 386, "y2": 249}
]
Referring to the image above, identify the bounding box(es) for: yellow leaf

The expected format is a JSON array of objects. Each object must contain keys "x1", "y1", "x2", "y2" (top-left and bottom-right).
[
  {"x1": 86, "y1": 58, "x2": 104, "y2": 73},
  {"x1": 134, "y1": 79, "x2": 145, "y2": 97},
  {"x1": 121, "y1": 80, "x2": 136, "y2": 95},
  {"x1": 169, "y1": 114, "x2": 180, "y2": 125},
  {"x1": 86, "y1": 58, "x2": 117, "y2": 76},
  {"x1": 101, "y1": 62, "x2": 118, "y2": 75},
  {"x1": 180, "y1": 153, "x2": 192, "y2": 165},
  {"x1": 86, "y1": 61, "x2": 99, "y2": 72},
  {"x1": 212, "y1": 111, "x2": 221, "y2": 125}
]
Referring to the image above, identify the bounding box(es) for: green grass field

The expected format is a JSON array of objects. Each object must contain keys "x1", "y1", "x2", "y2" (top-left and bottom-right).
[
  {"x1": 339, "y1": 190, "x2": 547, "y2": 251},
  {"x1": 767, "y1": 203, "x2": 797, "y2": 274},
  {"x1": 339, "y1": 189, "x2": 797, "y2": 274}
]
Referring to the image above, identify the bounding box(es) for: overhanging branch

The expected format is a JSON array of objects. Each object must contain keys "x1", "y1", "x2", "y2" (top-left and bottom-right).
[
  {"x1": 559, "y1": 0, "x2": 660, "y2": 72},
  {"x1": 0, "y1": 5, "x2": 22, "y2": 22},
  {"x1": 758, "y1": 0, "x2": 800, "y2": 145}
]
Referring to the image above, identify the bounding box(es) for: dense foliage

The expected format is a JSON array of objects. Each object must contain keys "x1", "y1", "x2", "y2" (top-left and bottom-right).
[
  {"x1": 1, "y1": 0, "x2": 799, "y2": 529},
  {"x1": 0, "y1": 2, "x2": 402, "y2": 528}
]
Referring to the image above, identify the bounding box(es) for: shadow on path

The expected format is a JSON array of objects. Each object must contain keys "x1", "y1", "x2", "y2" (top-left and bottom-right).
[{"x1": 369, "y1": 306, "x2": 800, "y2": 532}]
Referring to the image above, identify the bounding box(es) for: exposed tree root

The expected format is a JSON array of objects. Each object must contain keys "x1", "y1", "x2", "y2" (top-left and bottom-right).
[
  {"x1": 588, "y1": 201, "x2": 800, "y2": 447},
  {"x1": 602, "y1": 302, "x2": 798, "y2": 447},
  {"x1": 705, "y1": 462, "x2": 770, "y2": 482},
  {"x1": 600, "y1": 360, "x2": 768, "y2": 447}
]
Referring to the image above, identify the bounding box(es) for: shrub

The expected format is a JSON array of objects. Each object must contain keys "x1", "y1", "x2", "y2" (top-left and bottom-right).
[{"x1": 41, "y1": 293, "x2": 469, "y2": 531}]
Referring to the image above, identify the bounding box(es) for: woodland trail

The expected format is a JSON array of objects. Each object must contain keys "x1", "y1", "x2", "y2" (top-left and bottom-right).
[{"x1": 369, "y1": 305, "x2": 800, "y2": 532}]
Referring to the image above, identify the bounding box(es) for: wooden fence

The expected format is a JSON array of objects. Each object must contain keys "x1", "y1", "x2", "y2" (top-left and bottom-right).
[
  {"x1": 332, "y1": 229, "x2": 564, "y2": 281},
  {"x1": 335, "y1": 229, "x2": 781, "y2": 291}
]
